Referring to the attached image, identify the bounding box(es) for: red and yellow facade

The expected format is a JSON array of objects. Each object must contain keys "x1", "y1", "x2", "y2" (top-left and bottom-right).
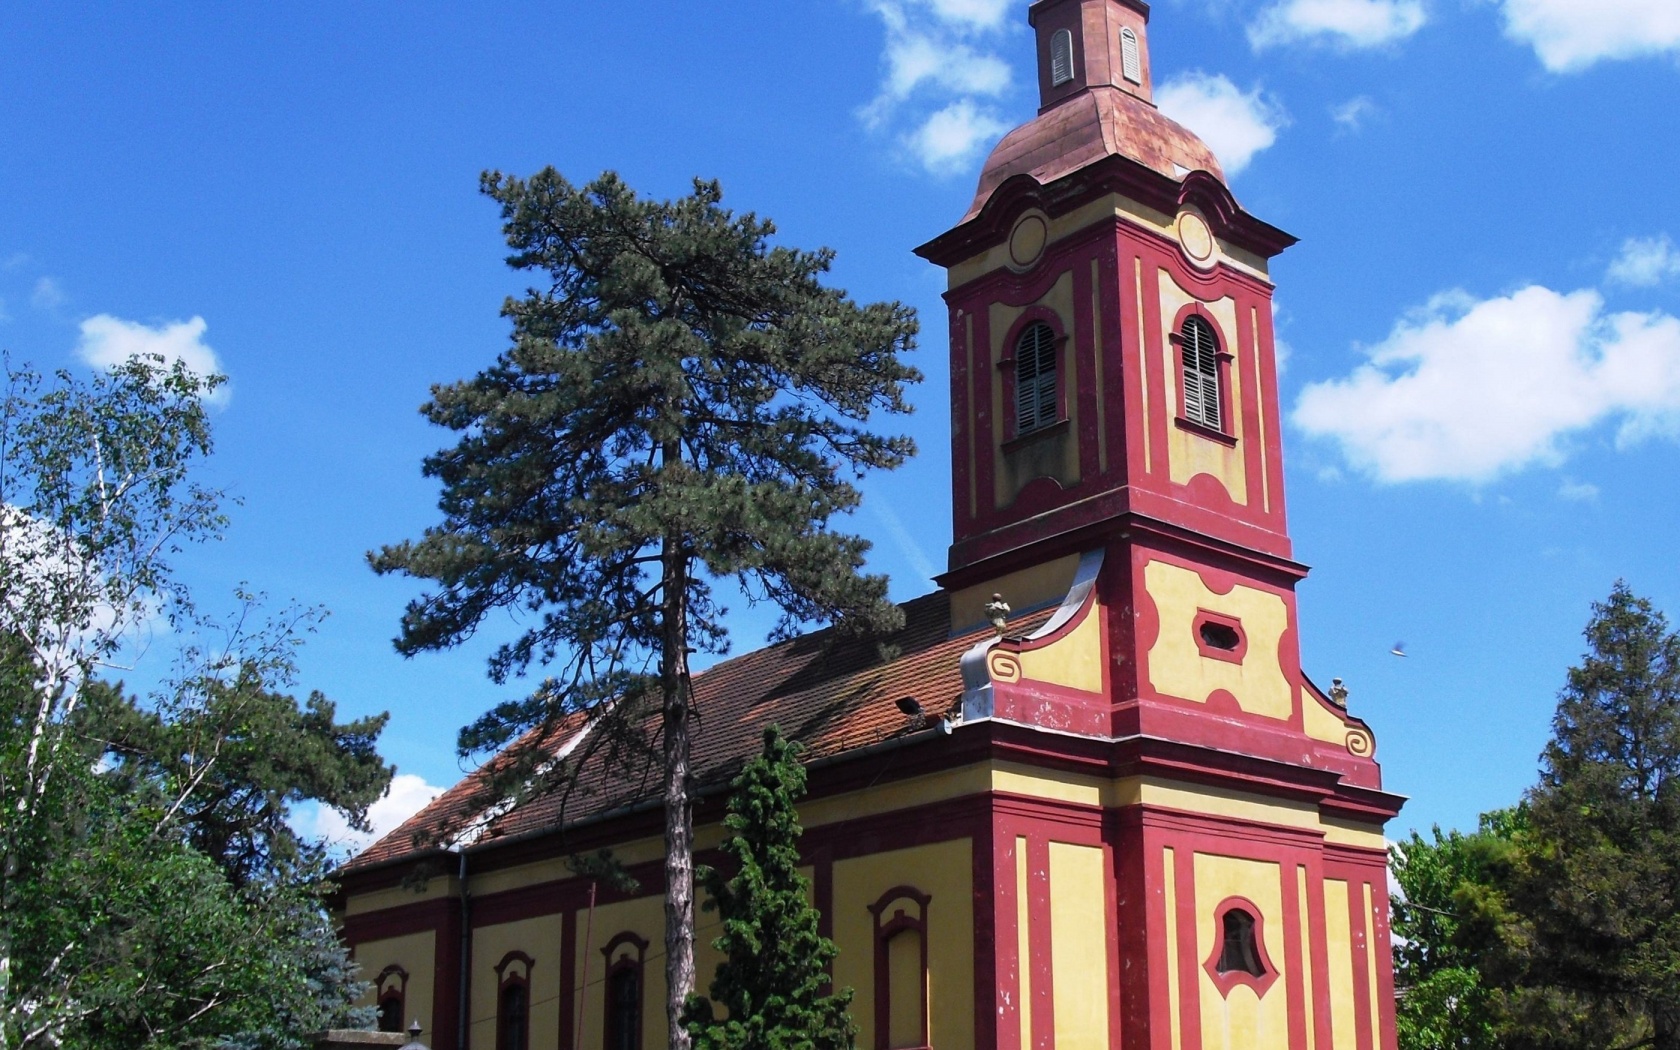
[{"x1": 337, "y1": 1, "x2": 1403, "y2": 1047}]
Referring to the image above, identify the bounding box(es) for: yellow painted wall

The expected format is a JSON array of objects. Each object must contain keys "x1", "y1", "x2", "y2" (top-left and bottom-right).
[
  {"x1": 1158, "y1": 274, "x2": 1247, "y2": 505},
  {"x1": 573, "y1": 894, "x2": 667, "y2": 1050},
  {"x1": 345, "y1": 878, "x2": 453, "y2": 917},
  {"x1": 944, "y1": 193, "x2": 1272, "y2": 291},
  {"x1": 1049, "y1": 842, "x2": 1111, "y2": 1050},
  {"x1": 1008, "y1": 601, "x2": 1106, "y2": 695},
  {"x1": 351, "y1": 930, "x2": 435, "y2": 1028},
  {"x1": 1303, "y1": 687, "x2": 1353, "y2": 745},
  {"x1": 1324, "y1": 879, "x2": 1357, "y2": 1050},
  {"x1": 471, "y1": 915, "x2": 562, "y2": 1050},
  {"x1": 1143, "y1": 560, "x2": 1293, "y2": 720},
  {"x1": 834, "y1": 839, "x2": 975, "y2": 1050},
  {"x1": 1192, "y1": 854, "x2": 1288, "y2": 1050}
]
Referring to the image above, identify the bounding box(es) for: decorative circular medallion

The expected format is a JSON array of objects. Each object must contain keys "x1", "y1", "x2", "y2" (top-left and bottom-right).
[
  {"x1": 1008, "y1": 213, "x2": 1049, "y2": 269},
  {"x1": 1176, "y1": 209, "x2": 1218, "y2": 270}
]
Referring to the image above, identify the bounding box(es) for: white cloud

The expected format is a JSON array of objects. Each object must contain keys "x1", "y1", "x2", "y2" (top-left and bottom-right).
[
  {"x1": 75, "y1": 315, "x2": 228, "y2": 403},
  {"x1": 1607, "y1": 236, "x2": 1680, "y2": 287},
  {"x1": 859, "y1": 0, "x2": 1015, "y2": 177},
  {"x1": 905, "y1": 99, "x2": 1012, "y2": 175},
  {"x1": 306, "y1": 773, "x2": 445, "y2": 854},
  {"x1": 1498, "y1": 0, "x2": 1680, "y2": 72},
  {"x1": 1249, "y1": 0, "x2": 1426, "y2": 49},
  {"x1": 915, "y1": 0, "x2": 1012, "y2": 32},
  {"x1": 1331, "y1": 95, "x2": 1379, "y2": 131},
  {"x1": 1293, "y1": 286, "x2": 1680, "y2": 483},
  {"x1": 31, "y1": 277, "x2": 66, "y2": 311},
  {"x1": 1558, "y1": 478, "x2": 1600, "y2": 501},
  {"x1": 1155, "y1": 74, "x2": 1289, "y2": 177}
]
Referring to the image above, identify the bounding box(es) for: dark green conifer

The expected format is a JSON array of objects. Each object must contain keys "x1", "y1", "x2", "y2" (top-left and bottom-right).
[
  {"x1": 371, "y1": 170, "x2": 919, "y2": 1049},
  {"x1": 1462, "y1": 582, "x2": 1680, "y2": 1050},
  {"x1": 685, "y1": 727, "x2": 853, "y2": 1050}
]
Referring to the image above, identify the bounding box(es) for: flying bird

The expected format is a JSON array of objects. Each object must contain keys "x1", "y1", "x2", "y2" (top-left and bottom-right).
[{"x1": 1390, "y1": 642, "x2": 1408, "y2": 658}]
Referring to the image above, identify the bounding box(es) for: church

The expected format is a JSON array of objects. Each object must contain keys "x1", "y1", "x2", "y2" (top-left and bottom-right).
[{"x1": 334, "y1": 2, "x2": 1405, "y2": 1048}]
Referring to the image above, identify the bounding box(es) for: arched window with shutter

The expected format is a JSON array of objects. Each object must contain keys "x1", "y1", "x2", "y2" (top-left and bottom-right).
[
  {"x1": 1050, "y1": 29, "x2": 1075, "y2": 86},
  {"x1": 494, "y1": 951, "x2": 534, "y2": 1050},
  {"x1": 1180, "y1": 316, "x2": 1222, "y2": 431},
  {"x1": 1014, "y1": 322, "x2": 1058, "y2": 436},
  {"x1": 1120, "y1": 28, "x2": 1142, "y2": 84},
  {"x1": 602, "y1": 932, "x2": 647, "y2": 1050}
]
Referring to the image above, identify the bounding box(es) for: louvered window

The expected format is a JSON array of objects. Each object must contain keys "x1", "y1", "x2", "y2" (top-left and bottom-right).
[
  {"x1": 1180, "y1": 316, "x2": 1222, "y2": 430},
  {"x1": 1120, "y1": 28, "x2": 1142, "y2": 84},
  {"x1": 1050, "y1": 29, "x2": 1075, "y2": 87},
  {"x1": 1015, "y1": 322, "x2": 1058, "y2": 435}
]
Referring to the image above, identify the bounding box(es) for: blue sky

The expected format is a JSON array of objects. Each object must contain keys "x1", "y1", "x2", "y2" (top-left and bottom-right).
[{"x1": 4, "y1": 0, "x2": 1679, "y2": 849}]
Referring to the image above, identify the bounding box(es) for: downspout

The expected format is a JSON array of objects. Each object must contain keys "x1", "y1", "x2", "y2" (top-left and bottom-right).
[{"x1": 457, "y1": 849, "x2": 471, "y2": 1050}]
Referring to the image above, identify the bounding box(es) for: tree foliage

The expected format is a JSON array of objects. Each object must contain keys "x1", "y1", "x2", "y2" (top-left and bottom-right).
[
  {"x1": 80, "y1": 624, "x2": 392, "y2": 888},
  {"x1": 0, "y1": 357, "x2": 390, "y2": 1048},
  {"x1": 1391, "y1": 810, "x2": 1522, "y2": 1050},
  {"x1": 1400, "y1": 583, "x2": 1680, "y2": 1050},
  {"x1": 371, "y1": 169, "x2": 920, "y2": 1048},
  {"x1": 685, "y1": 727, "x2": 853, "y2": 1050},
  {"x1": 1464, "y1": 582, "x2": 1680, "y2": 1050}
]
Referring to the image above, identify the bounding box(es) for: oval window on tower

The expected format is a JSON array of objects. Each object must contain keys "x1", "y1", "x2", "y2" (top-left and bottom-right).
[
  {"x1": 1120, "y1": 28, "x2": 1142, "y2": 85},
  {"x1": 1050, "y1": 29, "x2": 1075, "y2": 87}
]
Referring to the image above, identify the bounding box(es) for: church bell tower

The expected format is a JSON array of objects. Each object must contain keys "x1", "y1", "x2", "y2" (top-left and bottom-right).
[{"x1": 916, "y1": 1, "x2": 1405, "y2": 1047}]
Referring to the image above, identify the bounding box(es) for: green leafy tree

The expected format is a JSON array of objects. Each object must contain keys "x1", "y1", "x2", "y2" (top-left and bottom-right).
[
  {"x1": 0, "y1": 356, "x2": 227, "y2": 1044},
  {"x1": 0, "y1": 358, "x2": 387, "y2": 1047},
  {"x1": 1391, "y1": 810, "x2": 1522, "y2": 1050},
  {"x1": 371, "y1": 170, "x2": 919, "y2": 1048},
  {"x1": 1460, "y1": 582, "x2": 1680, "y2": 1050},
  {"x1": 684, "y1": 727, "x2": 853, "y2": 1050}
]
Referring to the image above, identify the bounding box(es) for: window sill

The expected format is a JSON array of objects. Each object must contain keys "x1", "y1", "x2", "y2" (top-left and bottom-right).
[
  {"x1": 1002, "y1": 417, "x2": 1069, "y2": 452},
  {"x1": 1174, "y1": 416, "x2": 1236, "y2": 447}
]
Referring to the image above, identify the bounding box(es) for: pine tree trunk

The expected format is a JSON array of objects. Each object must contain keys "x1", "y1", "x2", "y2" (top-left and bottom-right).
[{"x1": 660, "y1": 528, "x2": 695, "y2": 1050}]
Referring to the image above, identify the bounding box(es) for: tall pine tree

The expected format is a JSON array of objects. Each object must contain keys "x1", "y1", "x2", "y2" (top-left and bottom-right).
[
  {"x1": 371, "y1": 170, "x2": 919, "y2": 1050},
  {"x1": 1463, "y1": 582, "x2": 1680, "y2": 1049},
  {"x1": 685, "y1": 727, "x2": 853, "y2": 1050}
]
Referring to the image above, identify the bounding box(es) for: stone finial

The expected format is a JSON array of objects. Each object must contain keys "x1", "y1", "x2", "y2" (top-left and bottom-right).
[
  {"x1": 986, "y1": 593, "x2": 1012, "y2": 635},
  {"x1": 1329, "y1": 678, "x2": 1349, "y2": 709}
]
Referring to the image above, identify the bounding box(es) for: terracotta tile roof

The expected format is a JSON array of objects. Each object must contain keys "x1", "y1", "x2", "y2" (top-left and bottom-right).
[
  {"x1": 964, "y1": 86, "x2": 1226, "y2": 223},
  {"x1": 346, "y1": 591, "x2": 1044, "y2": 873}
]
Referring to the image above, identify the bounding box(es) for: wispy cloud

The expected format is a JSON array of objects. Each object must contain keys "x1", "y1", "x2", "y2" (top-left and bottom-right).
[
  {"x1": 1294, "y1": 286, "x2": 1680, "y2": 483},
  {"x1": 859, "y1": 0, "x2": 1017, "y2": 176},
  {"x1": 1558, "y1": 478, "x2": 1600, "y2": 501},
  {"x1": 1497, "y1": 0, "x2": 1680, "y2": 72},
  {"x1": 1155, "y1": 73, "x2": 1289, "y2": 177},
  {"x1": 75, "y1": 315, "x2": 230, "y2": 404},
  {"x1": 302, "y1": 773, "x2": 445, "y2": 855},
  {"x1": 31, "y1": 277, "x2": 66, "y2": 311},
  {"x1": 1331, "y1": 95, "x2": 1379, "y2": 131},
  {"x1": 1249, "y1": 0, "x2": 1426, "y2": 50},
  {"x1": 1607, "y1": 235, "x2": 1680, "y2": 287},
  {"x1": 868, "y1": 497, "x2": 939, "y2": 583}
]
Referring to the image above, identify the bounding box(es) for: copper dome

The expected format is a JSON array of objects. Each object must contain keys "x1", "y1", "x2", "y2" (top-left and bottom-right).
[{"x1": 963, "y1": 85, "x2": 1225, "y2": 224}]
